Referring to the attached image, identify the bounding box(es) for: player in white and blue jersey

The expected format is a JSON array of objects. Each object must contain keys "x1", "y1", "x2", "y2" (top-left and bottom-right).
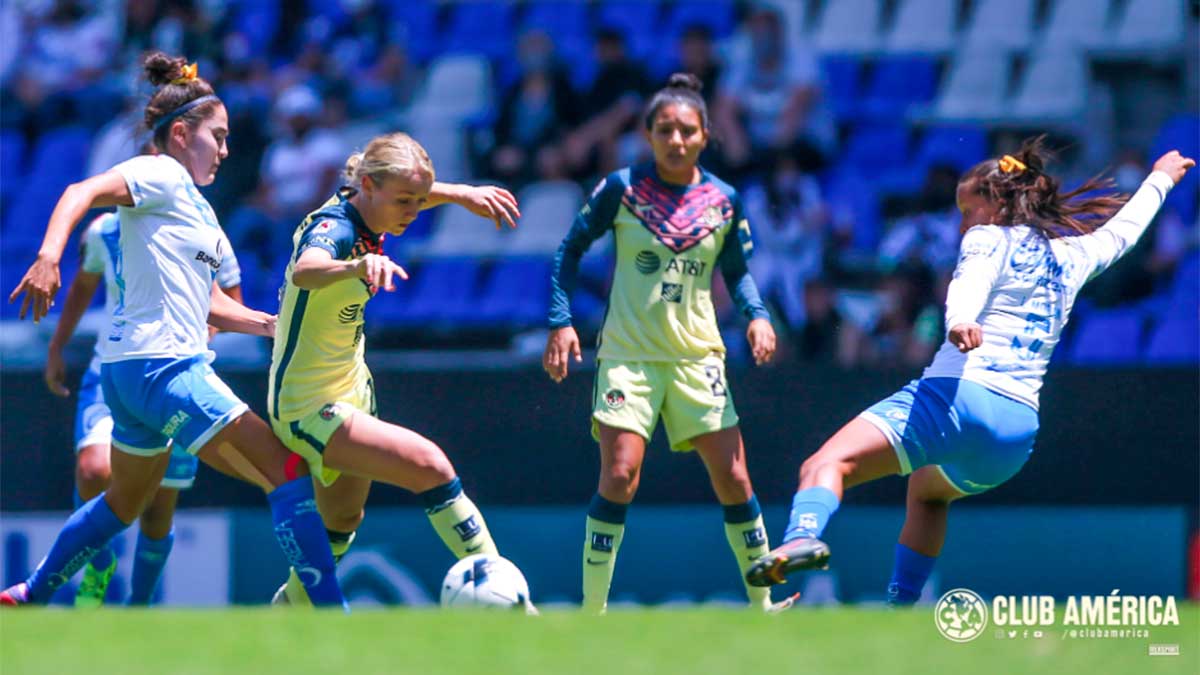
[
  {"x1": 745, "y1": 139, "x2": 1194, "y2": 601},
  {"x1": 44, "y1": 209, "x2": 243, "y2": 606},
  {"x1": 3, "y1": 52, "x2": 346, "y2": 608}
]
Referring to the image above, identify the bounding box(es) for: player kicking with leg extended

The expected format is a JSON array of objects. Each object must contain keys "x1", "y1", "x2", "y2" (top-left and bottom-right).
[{"x1": 746, "y1": 141, "x2": 1194, "y2": 603}]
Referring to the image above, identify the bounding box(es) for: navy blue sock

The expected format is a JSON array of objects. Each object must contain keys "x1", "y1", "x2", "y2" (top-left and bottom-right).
[
  {"x1": 588, "y1": 493, "x2": 629, "y2": 525},
  {"x1": 74, "y1": 489, "x2": 115, "y2": 571},
  {"x1": 419, "y1": 476, "x2": 463, "y2": 514},
  {"x1": 27, "y1": 495, "x2": 128, "y2": 602},
  {"x1": 128, "y1": 529, "x2": 174, "y2": 605},
  {"x1": 267, "y1": 478, "x2": 345, "y2": 609},
  {"x1": 783, "y1": 487, "x2": 840, "y2": 542},
  {"x1": 887, "y1": 543, "x2": 937, "y2": 605}
]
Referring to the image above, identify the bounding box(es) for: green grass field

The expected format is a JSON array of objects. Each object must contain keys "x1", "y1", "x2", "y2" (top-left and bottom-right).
[{"x1": 2, "y1": 606, "x2": 1197, "y2": 675}]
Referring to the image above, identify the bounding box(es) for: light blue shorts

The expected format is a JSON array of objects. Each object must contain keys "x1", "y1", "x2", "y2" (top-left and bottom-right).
[
  {"x1": 100, "y1": 354, "x2": 248, "y2": 458},
  {"x1": 77, "y1": 357, "x2": 198, "y2": 489},
  {"x1": 859, "y1": 378, "x2": 1039, "y2": 495}
]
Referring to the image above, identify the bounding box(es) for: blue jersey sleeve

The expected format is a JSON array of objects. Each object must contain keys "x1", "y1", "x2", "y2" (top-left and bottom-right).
[
  {"x1": 717, "y1": 193, "x2": 769, "y2": 322},
  {"x1": 296, "y1": 218, "x2": 356, "y2": 261},
  {"x1": 547, "y1": 172, "x2": 624, "y2": 328}
]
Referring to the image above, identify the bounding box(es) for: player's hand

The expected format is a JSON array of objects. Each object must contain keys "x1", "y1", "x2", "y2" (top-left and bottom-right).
[
  {"x1": 261, "y1": 313, "x2": 277, "y2": 339},
  {"x1": 948, "y1": 322, "x2": 983, "y2": 353},
  {"x1": 747, "y1": 318, "x2": 776, "y2": 366},
  {"x1": 357, "y1": 253, "x2": 408, "y2": 292},
  {"x1": 460, "y1": 185, "x2": 520, "y2": 230},
  {"x1": 9, "y1": 255, "x2": 60, "y2": 323},
  {"x1": 543, "y1": 326, "x2": 581, "y2": 383},
  {"x1": 1152, "y1": 151, "x2": 1196, "y2": 185},
  {"x1": 44, "y1": 347, "x2": 69, "y2": 397}
]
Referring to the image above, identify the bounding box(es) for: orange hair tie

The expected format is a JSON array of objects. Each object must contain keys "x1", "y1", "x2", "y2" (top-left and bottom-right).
[
  {"x1": 998, "y1": 154, "x2": 1027, "y2": 174},
  {"x1": 171, "y1": 63, "x2": 199, "y2": 85}
]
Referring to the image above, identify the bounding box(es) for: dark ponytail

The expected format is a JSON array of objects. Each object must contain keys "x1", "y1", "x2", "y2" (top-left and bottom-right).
[
  {"x1": 642, "y1": 72, "x2": 708, "y2": 130},
  {"x1": 142, "y1": 51, "x2": 221, "y2": 151},
  {"x1": 961, "y1": 135, "x2": 1127, "y2": 237}
]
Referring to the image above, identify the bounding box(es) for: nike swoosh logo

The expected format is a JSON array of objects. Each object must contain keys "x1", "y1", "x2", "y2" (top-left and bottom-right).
[
  {"x1": 586, "y1": 558, "x2": 607, "y2": 566},
  {"x1": 465, "y1": 544, "x2": 484, "y2": 553}
]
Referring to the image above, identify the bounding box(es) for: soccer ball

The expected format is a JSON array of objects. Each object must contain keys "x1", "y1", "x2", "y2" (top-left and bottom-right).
[{"x1": 440, "y1": 554, "x2": 533, "y2": 611}]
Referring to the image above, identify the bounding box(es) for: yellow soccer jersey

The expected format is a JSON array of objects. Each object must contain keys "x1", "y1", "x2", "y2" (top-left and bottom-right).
[
  {"x1": 549, "y1": 163, "x2": 768, "y2": 362},
  {"x1": 269, "y1": 192, "x2": 385, "y2": 422}
]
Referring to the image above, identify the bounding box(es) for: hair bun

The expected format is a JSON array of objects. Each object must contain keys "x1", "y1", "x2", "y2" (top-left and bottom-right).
[
  {"x1": 666, "y1": 72, "x2": 703, "y2": 94},
  {"x1": 143, "y1": 51, "x2": 189, "y2": 87}
]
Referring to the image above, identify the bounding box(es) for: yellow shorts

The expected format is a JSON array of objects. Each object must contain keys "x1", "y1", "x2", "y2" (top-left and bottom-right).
[
  {"x1": 270, "y1": 378, "x2": 375, "y2": 486},
  {"x1": 591, "y1": 356, "x2": 739, "y2": 452}
]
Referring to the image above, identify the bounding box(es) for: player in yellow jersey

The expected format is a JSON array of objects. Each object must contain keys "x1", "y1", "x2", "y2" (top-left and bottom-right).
[
  {"x1": 268, "y1": 132, "x2": 521, "y2": 605},
  {"x1": 543, "y1": 73, "x2": 790, "y2": 612}
]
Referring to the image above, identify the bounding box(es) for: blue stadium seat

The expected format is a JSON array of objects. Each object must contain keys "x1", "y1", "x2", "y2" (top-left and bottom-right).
[
  {"x1": 441, "y1": 2, "x2": 516, "y2": 61},
  {"x1": 469, "y1": 258, "x2": 552, "y2": 327},
  {"x1": 520, "y1": 1, "x2": 590, "y2": 39},
  {"x1": 1, "y1": 130, "x2": 25, "y2": 205},
  {"x1": 380, "y1": 0, "x2": 441, "y2": 64},
  {"x1": 824, "y1": 170, "x2": 883, "y2": 252},
  {"x1": 819, "y1": 56, "x2": 862, "y2": 121},
  {"x1": 1144, "y1": 314, "x2": 1199, "y2": 365},
  {"x1": 385, "y1": 257, "x2": 483, "y2": 326},
  {"x1": 915, "y1": 125, "x2": 988, "y2": 172},
  {"x1": 843, "y1": 123, "x2": 911, "y2": 179},
  {"x1": 1168, "y1": 253, "x2": 1199, "y2": 308},
  {"x1": 663, "y1": 1, "x2": 737, "y2": 41},
  {"x1": 229, "y1": 0, "x2": 280, "y2": 50},
  {"x1": 1150, "y1": 114, "x2": 1199, "y2": 223},
  {"x1": 4, "y1": 127, "x2": 90, "y2": 245},
  {"x1": 1066, "y1": 308, "x2": 1144, "y2": 364},
  {"x1": 595, "y1": 0, "x2": 663, "y2": 63},
  {"x1": 858, "y1": 56, "x2": 940, "y2": 121}
]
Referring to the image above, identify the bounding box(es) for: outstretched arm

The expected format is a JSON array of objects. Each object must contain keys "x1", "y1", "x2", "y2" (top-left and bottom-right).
[
  {"x1": 9, "y1": 170, "x2": 132, "y2": 322},
  {"x1": 423, "y1": 182, "x2": 521, "y2": 229}
]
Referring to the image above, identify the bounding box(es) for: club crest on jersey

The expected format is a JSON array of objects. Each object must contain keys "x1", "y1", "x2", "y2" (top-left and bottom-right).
[
  {"x1": 623, "y1": 178, "x2": 732, "y2": 254},
  {"x1": 312, "y1": 220, "x2": 335, "y2": 234},
  {"x1": 319, "y1": 403, "x2": 340, "y2": 421},
  {"x1": 604, "y1": 389, "x2": 626, "y2": 409}
]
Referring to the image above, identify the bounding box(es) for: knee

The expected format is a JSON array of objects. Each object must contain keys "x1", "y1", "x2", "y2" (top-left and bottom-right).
[
  {"x1": 138, "y1": 502, "x2": 174, "y2": 539},
  {"x1": 600, "y1": 461, "x2": 640, "y2": 501},
  {"x1": 800, "y1": 452, "x2": 853, "y2": 485},
  {"x1": 714, "y1": 462, "x2": 753, "y2": 497},
  {"x1": 76, "y1": 449, "x2": 112, "y2": 493},
  {"x1": 409, "y1": 442, "x2": 456, "y2": 491},
  {"x1": 321, "y1": 504, "x2": 365, "y2": 533}
]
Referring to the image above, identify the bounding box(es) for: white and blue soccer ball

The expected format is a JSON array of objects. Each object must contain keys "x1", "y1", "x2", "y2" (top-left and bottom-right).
[{"x1": 440, "y1": 554, "x2": 534, "y2": 611}]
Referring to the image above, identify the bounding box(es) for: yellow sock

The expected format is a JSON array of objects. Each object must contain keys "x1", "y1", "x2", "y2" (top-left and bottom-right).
[
  {"x1": 723, "y1": 497, "x2": 772, "y2": 609},
  {"x1": 583, "y1": 516, "x2": 625, "y2": 614},
  {"x1": 426, "y1": 493, "x2": 497, "y2": 558}
]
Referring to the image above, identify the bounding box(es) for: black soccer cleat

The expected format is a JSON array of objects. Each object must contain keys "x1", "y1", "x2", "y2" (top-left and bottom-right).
[{"x1": 745, "y1": 537, "x2": 831, "y2": 587}]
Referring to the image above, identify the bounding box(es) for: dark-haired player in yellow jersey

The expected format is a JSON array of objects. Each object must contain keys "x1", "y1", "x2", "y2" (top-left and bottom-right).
[{"x1": 544, "y1": 73, "x2": 790, "y2": 612}]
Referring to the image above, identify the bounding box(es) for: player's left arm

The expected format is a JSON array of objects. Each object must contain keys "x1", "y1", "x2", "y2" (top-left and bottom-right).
[
  {"x1": 717, "y1": 203, "x2": 775, "y2": 366},
  {"x1": 208, "y1": 281, "x2": 276, "y2": 337},
  {"x1": 945, "y1": 226, "x2": 1007, "y2": 352},
  {"x1": 423, "y1": 182, "x2": 521, "y2": 230}
]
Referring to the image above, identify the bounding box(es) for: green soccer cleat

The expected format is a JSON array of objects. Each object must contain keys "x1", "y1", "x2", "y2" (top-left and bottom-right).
[
  {"x1": 745, "y1": 537, "x2": 831, "y2": 588},
  {"x1": 74, "y1": 558, "x2": 117, "y2": 608}
]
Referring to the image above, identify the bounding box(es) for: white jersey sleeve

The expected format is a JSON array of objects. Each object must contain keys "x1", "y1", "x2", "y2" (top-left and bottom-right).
[
  {"x1": 112, "y1": 155, "x2": 177, "y2": 212},
  {"x1": 1079, "y1": 171, "x2": 1176, "y2": 280},
  {"x1": 944, "y1": 225, "x2": 1008, "y2": 331}
]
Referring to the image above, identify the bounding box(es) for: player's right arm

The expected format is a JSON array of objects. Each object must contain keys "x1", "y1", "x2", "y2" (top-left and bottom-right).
[
  {"x1": 543, "y1": 173, "x2": 622, "y2": 382},
  {"x1": 945, "y1": 225, "x2": 1007, "y2": 353},
  {"x1": 44, "y1": 270, "x2": 101, "y2": 397},
  {"x1": 292, "y1": 248, "x2": 407, "y2": 292},
  {"x1": 9, "y1": 170, "x2": 132, "y2": 322}
]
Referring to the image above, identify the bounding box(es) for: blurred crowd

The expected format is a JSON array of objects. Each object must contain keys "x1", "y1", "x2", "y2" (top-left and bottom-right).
[{"x1": 1, "y1": 0, "x2": 1196, "y2": 367}]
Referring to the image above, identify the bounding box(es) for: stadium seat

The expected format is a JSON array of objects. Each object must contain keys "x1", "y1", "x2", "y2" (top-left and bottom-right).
[
  {"x1": 933, "y1": 50, "x2": 1012, "y2": 121},
  {"x1": 391, "y1": 257, "x2": 484, "y2": 325},
  {"x1": 0, "y1": 130, "x2": 25, "y2": 205},
  {"x1": 595, "y1": 1, "x2": 663, "y2": 63},
  {"x1": 422, "y1": 202, "x2": 515, "y2": 259},
  {"x1": 406, "y1": 115, "x2": 469, "y2": 183},
  {"x1": 1150, "y1": 114, "x2": 1199, "y2": 223},
  {"x1": 1111, "y1": 0, "x2": 1186, "y2": 51},
  {"x1": 1168, "y1": 253, "x2": 1200, "y2": 308},
  {"x1": 410, "y1": 54, "x2": 494, "y2": 123},
  {"x1": 812, "y1": 0, "x2": 882, "y2": 54},
  {"x1": 819, "y1": 56, "x2": 863, "y2": 121},
  {"x1": 509, "y1": 181, "x2": 584, "y2": 256},
  {"x1": 229, "y1": 0, "x2": 280, "y2": 51},
  {"x1": 1066, "y1": 308, "x2": 1144, "y2": 364},
  {"x1": 843, "y1": 123, "x2": 911, "y2": 179},
  {"x1": 825, "y1": 170, "x2": 883, "y2": 251},
  {"x1": 914, "y1": 125, "x2": 989, "y2": 172},
  {"x1": 380, "y1": 0, "x2": 441, "y2": 64},
  {"x1": 857, "y1": 56, "x2": 940, "y2": 120},
  {"x1": 884, "y1": 0, "x2": 958, "y2": 54},
  {"x1": 663, "y1": 1, "x2": 738, "y2": 42},
  {"x1": 441, "y1": 2, "x2": 516, "y2": 61},
  {"x1": 4, "y1": 127, "x2": 91, "y2": 247},
  {"x1": 1010, "y1": 49, "x2": 1089, "y2": 121},
  {"x1": 469, "y1": 258, "x2": 552, "y2": 327},
  {"x1": 961, "y1": 0, "x2": 1035, "y2": 51},
  {"x1": 1041, "y1": 0, "x2": 1114, "y2": 49},
  {"x1": 1144, "y1": 314, "x2": 1200, "y2": 365}
]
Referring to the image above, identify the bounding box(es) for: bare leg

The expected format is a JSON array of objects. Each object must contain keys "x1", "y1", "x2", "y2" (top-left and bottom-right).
[
  {"x1": 898, "y1": 466, "x2": 965, "y2": 557},
  {"x1": 798, "y1": 418, "x2": 902, "y2": 497},
  {"x1": 583, "y1": 423, "x2": 648, "y2": 612},
  {"x1": 138, "y1": 488, "x2": 179, "y2": 540},
  {"x1": 75, "y1": 444, "x2": 111, "y2": 501},
  {"x1": 596, "y1": 423, "x2": 648, "y2": 504},
  {"x1": 690, "y1": 426, "x2": 753, "y2": 505},
  {"x1": 322, "y1": 412, "x2": 454, "y2": 493}
]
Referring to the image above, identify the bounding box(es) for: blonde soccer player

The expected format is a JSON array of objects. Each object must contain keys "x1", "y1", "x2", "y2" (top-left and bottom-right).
[{"x1": 267, "y1": 132, "x2": 522, "y2": 604}]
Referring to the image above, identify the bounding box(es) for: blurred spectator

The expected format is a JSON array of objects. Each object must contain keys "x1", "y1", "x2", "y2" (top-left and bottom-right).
[
  {"x1": 563, "y1": 27, "x2": 653, "y2": 179},
  {"x1": 877, "y1": 164, "x2": 961, "y2": 277},
  {"x1": 488, "y1": 29, "x2": 580, "y2": 188},
  {"x1": 260, "y1": 84, "x2": 345, "y2": 219},
  {"x1": 838, "y1": 264, "x2": 941, "y2": 368},
  {"x1": 712, "y1": 4, "x2": 832, "y2": 176},
  {"x1": 742, "y1": 147, "x2": 830, "y2": 329},
  {"x1": 349, "y1": 43, "x2": 419, "y2": 119},
  {"x1": 797, "y1": 280, "x2": 843, "y2": 362},
  {"x1": 672, "y1": 24, "x2": 722, "y2": 106}
]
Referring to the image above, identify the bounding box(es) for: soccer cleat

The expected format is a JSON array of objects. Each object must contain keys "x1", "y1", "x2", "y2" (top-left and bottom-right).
[
  {"x1": 0, "y1": 582, "x2": 31, "y2": 606},
  {"x1": 74, "y1": 558, "x2": 118, "y2": 608},
  {"x1": 745, "y1": 537, "x2": 831, "y2": 588},
  {"x1": 765, "y1": 592, "x2": 801, "y2": 614},
  {"x1": 270, "y1": 567, "x2": 312, "y2": 607}
]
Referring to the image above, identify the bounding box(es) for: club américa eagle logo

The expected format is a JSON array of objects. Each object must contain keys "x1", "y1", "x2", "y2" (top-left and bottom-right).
[{"x1": 604, "y1": 389, "x2": 626, "y2": 409}]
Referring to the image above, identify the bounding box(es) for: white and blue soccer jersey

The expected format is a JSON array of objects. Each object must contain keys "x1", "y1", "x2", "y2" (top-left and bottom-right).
[
  {"x1": 99, "y1": 154, "x2": 230, "y2": 362},
  {"x1": 923, "y1": 171, "x2": 1177, "y2": 409}
]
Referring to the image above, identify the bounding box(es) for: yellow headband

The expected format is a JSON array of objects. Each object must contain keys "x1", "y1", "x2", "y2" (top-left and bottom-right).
[
  {"x1": 171, "y1": 63, "x2": 198, "y2": 85},
  {"x1": 998, "y1": 154, "x2": 1027, "y2": 174}
]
